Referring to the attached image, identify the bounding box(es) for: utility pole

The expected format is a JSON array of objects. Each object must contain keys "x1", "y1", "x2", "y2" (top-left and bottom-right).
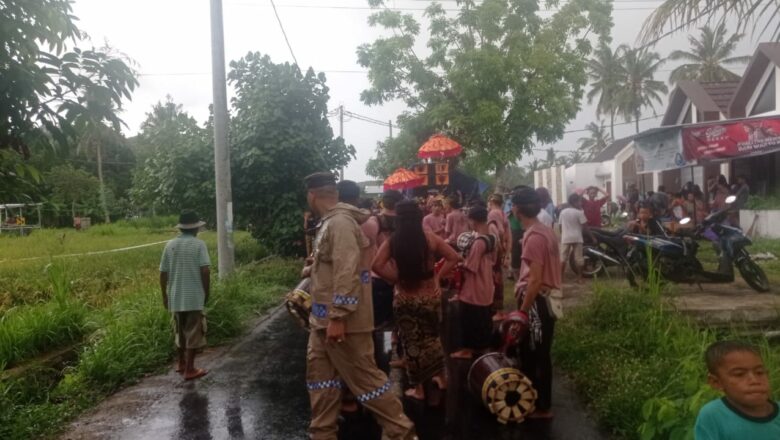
[
  {"x1": 389, "y1": 120, "x2": 393, "y2": 139},
  {"x1": 209, "y1": 0, "x2": 235, "y2": 278},
  {"x1": 339, "y1": 105, "x2": 344, "y2": 181}
]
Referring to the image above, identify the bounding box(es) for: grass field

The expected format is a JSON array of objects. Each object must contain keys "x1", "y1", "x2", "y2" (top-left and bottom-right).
[{"x1": 0, "y1": 219, "x2": 299, "y2": 439}]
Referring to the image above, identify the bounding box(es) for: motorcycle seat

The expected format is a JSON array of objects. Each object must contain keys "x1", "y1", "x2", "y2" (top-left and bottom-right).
[{"x1": 592, "y1": 228, "x2": 625, "y2": 237}]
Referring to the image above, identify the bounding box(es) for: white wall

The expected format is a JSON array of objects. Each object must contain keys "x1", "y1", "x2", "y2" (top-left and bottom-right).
[
  {"x1": 741, "y1": 209, "x2": 780, "y2": 238},
  {"x1": 564, "y1": 162, "x2": 606, "y2": 195}
]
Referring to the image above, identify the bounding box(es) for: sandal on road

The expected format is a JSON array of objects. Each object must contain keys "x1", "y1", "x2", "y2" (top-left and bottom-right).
[{"x1": 184, "y1": 369, "x2": 208, "y2": 381}]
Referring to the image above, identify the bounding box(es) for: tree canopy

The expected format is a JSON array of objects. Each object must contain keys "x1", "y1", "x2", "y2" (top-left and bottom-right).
[
  {"x1": 229, "y1": 53, "x2": 355, "y2": 256},
  {"x1": 357, "y1": 0, "x2": 613, "y2": 186},
  {"x1": 131, "y1": 99, "x2": 214, "y2": 220},
  {"x1": 668, "y1": 23, "x2": 750, "y2": 83},
  {"x1": 1, "y1": 0, "x2": 137, "y2": 157}
]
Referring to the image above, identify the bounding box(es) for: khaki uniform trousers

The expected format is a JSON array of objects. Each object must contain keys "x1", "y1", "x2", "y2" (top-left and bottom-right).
[{"x1": 306, "y1": 330, "x2": 415, "y2": 440}]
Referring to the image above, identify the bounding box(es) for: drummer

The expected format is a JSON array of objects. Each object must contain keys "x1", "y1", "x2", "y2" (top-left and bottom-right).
[
  {"x1": 512, "y1": 187, "x2": 561, "y2": 419},
  {"x1": 302, "y1": 172, "x2": 415, "y2": 440}
]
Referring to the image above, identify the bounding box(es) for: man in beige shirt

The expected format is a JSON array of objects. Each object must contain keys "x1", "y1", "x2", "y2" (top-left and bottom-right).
[{"x1": 303, "y1": 172, "x2": 415, "y2": 440}]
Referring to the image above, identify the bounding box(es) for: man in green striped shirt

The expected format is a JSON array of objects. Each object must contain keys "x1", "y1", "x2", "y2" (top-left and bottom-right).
[{"x1": 160, "y1": 210, "x2": 211, "y2": 381}]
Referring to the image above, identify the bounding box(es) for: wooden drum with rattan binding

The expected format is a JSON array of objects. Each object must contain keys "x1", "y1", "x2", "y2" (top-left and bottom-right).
[
  {"x1": 284, "y1": 278, "x2": 312, "y2": 331},
  {"x1": 467, "y1": 352, "x2": 537, "y2": 424}
]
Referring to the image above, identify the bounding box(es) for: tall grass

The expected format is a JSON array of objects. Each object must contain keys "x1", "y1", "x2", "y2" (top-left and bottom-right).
[
  {"x1": 0, "y1": 262, "x2": 89, "y2": 370},
  {"x1": 0, "y1": 244, "x2": 299, "y2": 440}
]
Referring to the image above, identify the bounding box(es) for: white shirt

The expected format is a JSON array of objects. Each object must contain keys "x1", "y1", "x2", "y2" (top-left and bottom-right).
[
  {"x1": 559, "y1": 207, "x2": 587, "y2": 244},
  {"x1": 537, "y1": 209, "x2": 553, "y2": 227}
]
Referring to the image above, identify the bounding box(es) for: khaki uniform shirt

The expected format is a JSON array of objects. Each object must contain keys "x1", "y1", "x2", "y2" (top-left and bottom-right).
[{"x1": 309, "y1": 203, "x2": 374, "y2": 333}]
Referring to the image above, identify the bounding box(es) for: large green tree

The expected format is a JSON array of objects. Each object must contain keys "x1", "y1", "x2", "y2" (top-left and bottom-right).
[
  {"x1": 45, "y1": 164, "x2": 101, "y2": 219},
  {"x1": 228, "y1": 53, "x2": 354, "y2": 256},
  {"x1": 1, "y1": 1, "x2": 137, "y2": 156},
  {"x1": 1, "y1": 0, "x2": 137, "y2": 206},
  {"x1": 131, "y1": 100, "x2": 214, "y2": 219},
  {"x1": 668, "y1": 23, "x2": 750, "y2": 83},
  {"x1": 587, "y1": 43, "x2": 623, "y2": 139},
  {"x1": 357, "y1": 0, "x2": 613, "y2": 188},
  {"x1": 616, "y1": 46, "x2": 668, "y2": 133}
]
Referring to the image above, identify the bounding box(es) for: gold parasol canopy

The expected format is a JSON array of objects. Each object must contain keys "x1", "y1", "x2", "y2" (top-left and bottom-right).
[
  {"x1": 417, "y1": 134, "x2": 463, "y2": 159},
  {"x1": 383, "y1": 168, "x2": 426, "y2": 191}
]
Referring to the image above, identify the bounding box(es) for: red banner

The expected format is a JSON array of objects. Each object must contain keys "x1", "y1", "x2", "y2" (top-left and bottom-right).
[{"x1": 682, "y1": 116, "x2": 780, "y2": 161}]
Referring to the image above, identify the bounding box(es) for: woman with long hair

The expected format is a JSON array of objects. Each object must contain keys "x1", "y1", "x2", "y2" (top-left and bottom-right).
[{"x1": 373, "y1": 200, "x2": 461, "y2": 402}]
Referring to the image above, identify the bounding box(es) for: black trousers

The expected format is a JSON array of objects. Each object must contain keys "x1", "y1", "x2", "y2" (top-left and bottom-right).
[
  {"x1": 371, "y1": 277, "x2": 394, "y2": 328},
  {"x1": 519, "y1": 296, "x2": 555, "y2": 411}
]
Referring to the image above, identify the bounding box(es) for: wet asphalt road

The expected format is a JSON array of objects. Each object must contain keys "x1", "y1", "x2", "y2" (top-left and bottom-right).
[{"x1": 63, "y1": 307, "x2": 607, "y2": 440}]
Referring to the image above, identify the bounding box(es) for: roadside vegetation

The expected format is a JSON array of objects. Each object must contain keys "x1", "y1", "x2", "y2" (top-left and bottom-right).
[
  {"x1": 554, "y1": 281, "x2": 780, "y2": 439},
  {"x1": 0, "y1": 221, "x2": 298, "y2": 439}
]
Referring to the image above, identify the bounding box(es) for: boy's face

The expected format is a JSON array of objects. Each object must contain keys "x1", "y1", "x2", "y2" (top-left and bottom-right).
[
  {"x1": 468, "y1": 218, "x2": 477, "y2": 230},
  {"x1": 709, "y1": 351, "x2": 771, "y2": 408},
  {"x1": 638, "y1": 208, "x2": 651, "y2": 221}
]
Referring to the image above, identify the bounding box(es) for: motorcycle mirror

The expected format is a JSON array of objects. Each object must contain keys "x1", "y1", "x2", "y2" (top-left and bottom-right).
[
  {"x1": 725, "y1": 195, "x2": 737, "y2": 204},
  {"x1": 679, "y1": 217, "x2": 691, "y2": 225}
]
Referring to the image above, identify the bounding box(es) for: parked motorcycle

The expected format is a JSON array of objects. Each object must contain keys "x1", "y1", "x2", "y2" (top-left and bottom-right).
[
  {"x1": 623, "y1": 196, "x2": 770, "y2": 292},
  {"x1": 581, "y1": 227, "x2": 632, "y2": 277}
]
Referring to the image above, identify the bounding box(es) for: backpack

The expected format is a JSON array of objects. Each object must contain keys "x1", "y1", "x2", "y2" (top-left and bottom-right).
[
  {"x1": 443, "y1": 232, "x2": 496, "y2": 294},
  {"x1": 456, "y1": 231, "x2": 496, "y2": 258}
]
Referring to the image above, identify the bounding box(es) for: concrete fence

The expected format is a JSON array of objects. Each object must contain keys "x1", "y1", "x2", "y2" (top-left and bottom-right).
[{"x1": 740, "y1": 209, "x2": 780, "y2": 238}]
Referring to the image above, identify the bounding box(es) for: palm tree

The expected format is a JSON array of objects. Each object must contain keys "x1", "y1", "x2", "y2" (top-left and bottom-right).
[
  {"x1": 566, "y1": 150, "x2": 588, "y2": 166},
  {"x1": 587, "y1": 43, "x2": 623, "y2": 139},
  {"x1": 640, "y1": 0, "x2": 780, "y2": 43},
  {"x1": 526, "y1": 158, "x2": 543, "y2": 173},
  {"x1": 616, "y1": 45, "x2": 668, "y2": 133},
  {"x1": 577, "y1": 122, "x2": 613, "y2": 159},
  {"x1": 668, "y1": 23, "x2": 751, "y2": 83}
]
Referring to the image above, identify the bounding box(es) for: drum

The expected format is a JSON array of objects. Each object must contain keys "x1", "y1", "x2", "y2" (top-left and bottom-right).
[
  {"x1": 467, "y1": 352, "x2": 537, "y2": 424},
  {"x1": 285, "y1": 278, "x2": 312, "y2": 330}
]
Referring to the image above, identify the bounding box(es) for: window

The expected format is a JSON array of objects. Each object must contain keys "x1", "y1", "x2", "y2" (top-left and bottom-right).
[{"x1": 750, "y1": 69, "x2": 776, "y2": 116}]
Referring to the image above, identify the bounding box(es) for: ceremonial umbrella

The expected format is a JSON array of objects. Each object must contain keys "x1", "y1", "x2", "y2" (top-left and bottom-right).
[
  {"x1": 383, "y1": 168, "x2": 426, "y2": 191},
  {"x1": 417, "y1": 134, "x2": 463, "y2": 159}
]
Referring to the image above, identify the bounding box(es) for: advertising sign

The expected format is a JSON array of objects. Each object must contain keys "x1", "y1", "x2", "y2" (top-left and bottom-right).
[
  {"x1": 682, "y1": 116, "x2": 780, "y2": 160},
  {"x1": 634, "y1": 127, "x2": 693, "y2": 173}
]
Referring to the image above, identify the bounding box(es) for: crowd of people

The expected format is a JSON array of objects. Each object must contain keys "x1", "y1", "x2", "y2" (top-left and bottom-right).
[
  {"x1": 296, "y1": 172, "x2": 563, "y2": 439},
  {"x1": 152, "y1": 170, "x2": 777, "y2": 440}
]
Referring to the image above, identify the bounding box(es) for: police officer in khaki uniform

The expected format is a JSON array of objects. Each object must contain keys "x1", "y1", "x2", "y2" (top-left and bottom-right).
[{"x1": 303, "y1": 172, "x2": 415, "y2": 440}]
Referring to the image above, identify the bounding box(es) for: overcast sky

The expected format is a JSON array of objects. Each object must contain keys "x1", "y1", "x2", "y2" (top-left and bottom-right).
[{"x1": 70, "y1": 0, "x2": 760, "y2": 182}]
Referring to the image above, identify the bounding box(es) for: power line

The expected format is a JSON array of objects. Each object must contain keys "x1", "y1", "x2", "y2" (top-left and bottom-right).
[{"x1": 269, "y1": 0, "x2": 300, "y2": 68}]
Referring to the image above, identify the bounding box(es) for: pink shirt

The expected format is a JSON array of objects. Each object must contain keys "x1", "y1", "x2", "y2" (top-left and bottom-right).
[
  {"x1": 516, "y1": 223, "x2": 561, "y2": 293},
  {"x1": 487, "y1": 209, "x2": 507, "y2": 237},
  {"x1": 445, "y1": 210, "x2": 469, "y2": 243},
  {"x1": 422, "y1": 213, "x2": 446, "y2": 238},
  {"x1": 460, "y1": 235, "x2": 497, "y2": 306}
]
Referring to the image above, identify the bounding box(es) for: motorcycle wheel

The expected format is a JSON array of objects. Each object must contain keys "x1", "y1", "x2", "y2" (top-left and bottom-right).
[
  {"x1": 736, "y1": 253, "x2": 770, "y2": 292},
  {"x1": 626, "y1": 253, "x2": 647, "y2": 288},
  {"x1": 579, "y1": 252, "x2": 606, "y2": 278}
]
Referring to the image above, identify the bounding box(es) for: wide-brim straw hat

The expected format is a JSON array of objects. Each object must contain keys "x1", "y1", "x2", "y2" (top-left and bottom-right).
[{"x1": 176, "y1": 210, "x2": 206, "y2": 230}]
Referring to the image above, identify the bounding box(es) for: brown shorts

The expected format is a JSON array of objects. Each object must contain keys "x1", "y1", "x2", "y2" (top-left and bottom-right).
[{"x1": 174, "y1": 311, "x2": 207, "y2": 349}]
